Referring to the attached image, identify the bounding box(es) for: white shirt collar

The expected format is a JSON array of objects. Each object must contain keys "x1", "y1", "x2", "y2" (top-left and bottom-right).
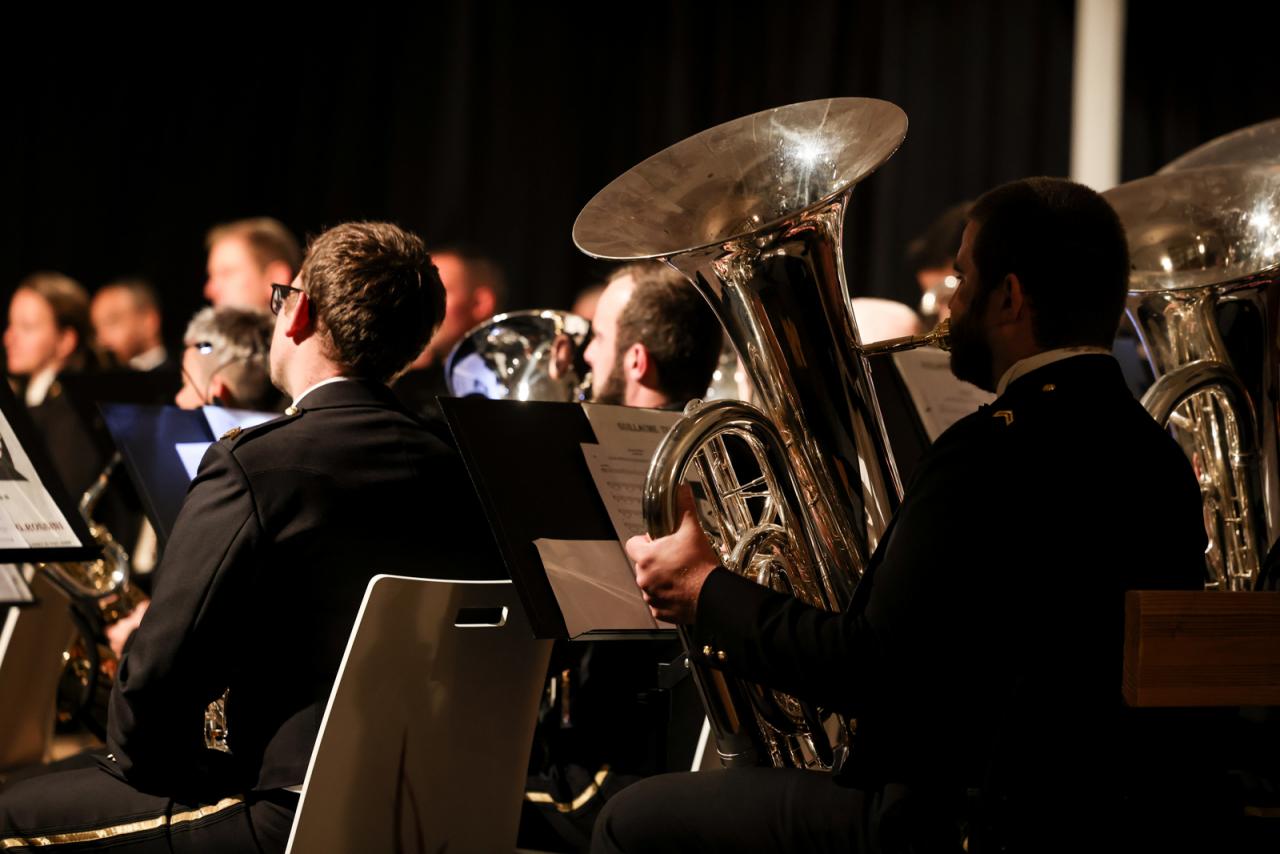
[
  {"x1": 995, "y1": 347, "x2": 1114, "y2": 396},
  {"x1": 24, "y1": 366, "x2": 58, "y2": 407},
  {"x1": 129, "y1": 345, "x2": 168, "y2": 372},
  {"x1": 291, "y1": 376, "x2": 354, "y2": 408}
]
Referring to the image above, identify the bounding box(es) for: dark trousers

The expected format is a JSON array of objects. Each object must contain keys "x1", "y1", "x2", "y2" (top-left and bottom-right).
[
  {"x1": 0, "y1": 766, "x2": 295, "y2": 852},
  {"x1": 590, "y1": 768, "x2": 963, "y2": 854}
]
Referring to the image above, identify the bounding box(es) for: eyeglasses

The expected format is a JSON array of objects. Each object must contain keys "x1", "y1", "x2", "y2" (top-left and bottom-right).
[{"x1": 270, "y1": 283, "x2": 305, "y2": 316}]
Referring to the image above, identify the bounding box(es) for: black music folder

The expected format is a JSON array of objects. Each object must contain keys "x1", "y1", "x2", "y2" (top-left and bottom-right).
[
  {"x1": 441, "y1": 396, "x2": 678, "y2": 640},
  {"x1": 0, "y1": 381, "x2": 96, "y2": 565}
]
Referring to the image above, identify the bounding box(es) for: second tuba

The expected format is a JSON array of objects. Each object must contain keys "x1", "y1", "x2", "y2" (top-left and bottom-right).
[
  {"x1": 1105, "y1": 163, "x2": 1280, "y2": 591},
  {"x1": 575, "y1": 98, "x2": 918, "y2": 768}
]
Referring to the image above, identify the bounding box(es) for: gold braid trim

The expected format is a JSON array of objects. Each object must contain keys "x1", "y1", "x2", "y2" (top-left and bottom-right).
[
  {"x1": 523, "y1": 766, "x2": 610, "y2": 814},
  {"x1": 1, "y1": 796, "x2": 244, "y2": 848}
]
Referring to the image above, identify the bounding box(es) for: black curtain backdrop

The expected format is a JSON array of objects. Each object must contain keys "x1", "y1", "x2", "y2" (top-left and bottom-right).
[
  {"x1": 1122, "y1": 1, "x2": 1280, "y2": 181},
  {"x1": 3, "y1": 1, "x2": 1076, "y2": 354}
]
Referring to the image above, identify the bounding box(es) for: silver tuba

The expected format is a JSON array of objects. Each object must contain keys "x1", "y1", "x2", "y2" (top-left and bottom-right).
[
  {"x1": 445, "y1": 309, "x2": 592, "y2": 402},
  {"x1": 1105, "y1": 164, "x2": 1280, "y2": 591},
  {"x1": 575, "y1": 98, "x2": 926, "y2": 768}
]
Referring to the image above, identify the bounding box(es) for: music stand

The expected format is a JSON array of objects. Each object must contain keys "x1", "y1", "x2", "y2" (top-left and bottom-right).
[{"x1": 0, "y1": 380, "x2": 95, "y2": 566}]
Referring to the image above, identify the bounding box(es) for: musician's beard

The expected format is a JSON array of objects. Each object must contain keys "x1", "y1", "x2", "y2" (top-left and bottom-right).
[
  {"x1": 948, "y1": 296, "x2": 995, "y2": 393},
  {"x1": 592, "y1": 363, "x2": 627, "y2": 406}
]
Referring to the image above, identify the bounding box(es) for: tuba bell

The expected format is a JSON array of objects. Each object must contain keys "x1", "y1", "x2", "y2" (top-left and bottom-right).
[
  {"x1": 575, "y1": 98, "x2": 947, "y2": 768},
  {"x1": 1104, "y1": 163, "x2": 1280, "y2": 591},
  {"x1": 445, "y1": 309, "x2": 592, "y2": 402}
]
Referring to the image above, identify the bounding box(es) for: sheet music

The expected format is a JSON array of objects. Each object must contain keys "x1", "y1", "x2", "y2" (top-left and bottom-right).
[
  {"x1": 533, "y1": 539, "x2": 657, "y2": 636},
  {"x1": 580, "y1": 445, "x2": 651, "y2": 542},
  {"x1": 0, "y1": 409, "x2": 79, "y2": 548},
  {"x1": 892, "y1": 348, "x2": 994, "y2": 440},
  {"x1": 0, "y1": 564, "x2": 32, "y2": 604}
]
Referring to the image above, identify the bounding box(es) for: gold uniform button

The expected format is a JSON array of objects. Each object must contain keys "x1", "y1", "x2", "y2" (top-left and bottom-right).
[
  {"x1": 285, "y1": 405, "x2": 300, "y2": 416},
  {"x1": 1042, "y1": 383, "x2": 1056, "y2": 392},
  {"x1": 702, "y1": 645, "x2": 714, "y2": 657},
  {"x1": 716, "y1": 650, "x2": 727, "y2": 662}
]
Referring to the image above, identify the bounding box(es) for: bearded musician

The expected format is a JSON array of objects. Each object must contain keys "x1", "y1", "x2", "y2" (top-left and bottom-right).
[{"x1": 594, "y1": 178, "x2": 1208, "y2": 853}]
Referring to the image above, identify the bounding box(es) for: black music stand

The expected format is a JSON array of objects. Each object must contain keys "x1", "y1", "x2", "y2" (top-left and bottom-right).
[{"x1": 441, "y1": 396, "x2": 675, "y2": 641}]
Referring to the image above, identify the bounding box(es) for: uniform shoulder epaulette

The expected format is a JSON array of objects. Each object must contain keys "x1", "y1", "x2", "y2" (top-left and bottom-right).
[{"x1": 219, "y1": 409, "x2": 303, "y2": 449}]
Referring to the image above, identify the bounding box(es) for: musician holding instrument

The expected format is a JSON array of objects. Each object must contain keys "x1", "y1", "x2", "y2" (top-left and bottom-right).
[
  {"x1": 593, "y1": 178, "x2": 1208, "y2": 853},
  {"x1": 583, "y1": 263, "x2": 723, "y2": 409},
  {"x1": 522, "y1": 262, "x2": 722, "y2": 848},
  {"x1": 0, "y1": 222, "x2": 500, "y2": 853}
]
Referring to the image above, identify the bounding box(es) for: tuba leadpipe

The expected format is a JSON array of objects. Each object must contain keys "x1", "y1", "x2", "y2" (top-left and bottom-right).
[{"x1": 575, "y1": 97, "x2": 910, "y2": 768}]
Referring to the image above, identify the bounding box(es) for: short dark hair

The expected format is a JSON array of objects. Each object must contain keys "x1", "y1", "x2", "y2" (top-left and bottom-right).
[
  {"x1": 206, "y1": 217, "x2": 303, "y2": 277},
  {"x1": 301, "y1": 222, "x2": 445, "y2": 383},
  {"x1": 969, "y1": 177, "x2": 1129, "y2": 349},
  {"x1": 611, "y1": 263, "x2": 722, "y2": 404}
]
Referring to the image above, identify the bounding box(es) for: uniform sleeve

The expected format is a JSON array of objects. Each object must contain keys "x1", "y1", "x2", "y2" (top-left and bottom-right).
[
  {"x1": 105, "y1": 440, "x2": 261, "y2": 791},
  {"x1": 688, "y1": 426, "x2": 991, "y2": 718}
]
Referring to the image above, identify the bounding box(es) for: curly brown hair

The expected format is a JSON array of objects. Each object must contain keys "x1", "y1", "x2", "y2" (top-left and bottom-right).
[{"x1": 300, "y1": 222, "x2": 445, "y2": 383}]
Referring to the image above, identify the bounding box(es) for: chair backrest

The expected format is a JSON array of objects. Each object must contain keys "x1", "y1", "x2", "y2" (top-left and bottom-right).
[
  {"x1": 287, "y1": 576, "x2": 552, "y2": 854},
  {"x1": 0, "y1": 572, "x2": 76, "y2": 771}
]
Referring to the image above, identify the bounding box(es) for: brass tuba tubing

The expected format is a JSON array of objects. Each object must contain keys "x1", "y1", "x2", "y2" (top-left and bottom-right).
[
  {"x1": 858, "y1": 318, "x2": 951, "y2": 356},
  {"x1": 575, "y1": 97, "x2": 911, "y2": 769}
]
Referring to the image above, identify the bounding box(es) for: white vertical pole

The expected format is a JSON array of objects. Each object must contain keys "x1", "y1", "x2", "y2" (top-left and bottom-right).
[{"x1": 1070, "y1": 0, "x2": 1127, "y2": 191}]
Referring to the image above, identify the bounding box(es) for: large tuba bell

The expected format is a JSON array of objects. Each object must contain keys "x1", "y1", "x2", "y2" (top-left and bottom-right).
[
  {"x1": 1105, "y1": 163, "x2": 1280, "y2": 591},
  {"x1": 574, "y1": 98, "x2": 934, "y2": 768}
]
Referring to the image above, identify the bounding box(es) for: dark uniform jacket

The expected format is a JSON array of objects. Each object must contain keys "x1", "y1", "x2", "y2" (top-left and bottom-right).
[
  {"x1": 690, "y1": 355, "x2": 1205, "y2": 808},
  {"x1": 104, "y1": 379, "x2": 503, "y2": 795}
]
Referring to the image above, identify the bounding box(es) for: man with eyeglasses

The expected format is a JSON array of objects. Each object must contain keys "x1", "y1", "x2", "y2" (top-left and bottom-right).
[{"x1": 0, "y1": 222, "x2": 503, "y2": 853}]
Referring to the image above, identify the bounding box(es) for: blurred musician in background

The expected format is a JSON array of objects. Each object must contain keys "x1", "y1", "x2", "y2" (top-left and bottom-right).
[
  {"x1": 4, "y1": 272, "x2": 106, "y2": 497},
  {"x1": 394, "y1": 246, "x2": 507, "y2": 420},
  {"x1": 104, "y1": 305, "x2": 284, "y2": 659},
  {"x1": 203, "y1": 217, "x2": 303, "y2": 312},
  {"x1": 0, "y1": 221, "x2": 498, "y2": 853},
  {"x1": 571, "y1": 281, "x2": 605, "y2": 322},
  {"x1": 174, "y1": 306, "x2": 283, "y2": 413},
  {"x1": 595, "y1": 178, "x2": 1209, "y2": 853},
  {"x1": 521, "y1": 262, "x2": 722, "y2": 850},
  {"x1": 906, "y1": 201, "x2": 971, "y2": 324},
  {"x1": 90, "y1": 279, "x2": 173, "y2": 373}
]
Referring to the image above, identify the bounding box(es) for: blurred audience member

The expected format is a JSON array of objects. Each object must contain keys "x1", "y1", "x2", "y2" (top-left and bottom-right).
[
  {"x1": 203, "y1": 217, "x2": 302, "y2": 311},
  {"x1": 91, "y1": 278, "x2": 172, "y2": 371}
]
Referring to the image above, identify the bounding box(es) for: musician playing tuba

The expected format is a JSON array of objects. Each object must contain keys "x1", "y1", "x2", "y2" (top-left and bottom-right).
[{"x1": 595, "y1": 179, "x2": 1208, "y2": 853}]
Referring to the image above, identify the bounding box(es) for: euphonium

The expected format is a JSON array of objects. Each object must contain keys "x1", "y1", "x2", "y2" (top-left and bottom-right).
[
  {"x1": 1104, "y1": 164, "x2": 1280, "y2": 591},
  {"x1": 575, "y1": 98, "x2": 936, "y2": 768}
]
